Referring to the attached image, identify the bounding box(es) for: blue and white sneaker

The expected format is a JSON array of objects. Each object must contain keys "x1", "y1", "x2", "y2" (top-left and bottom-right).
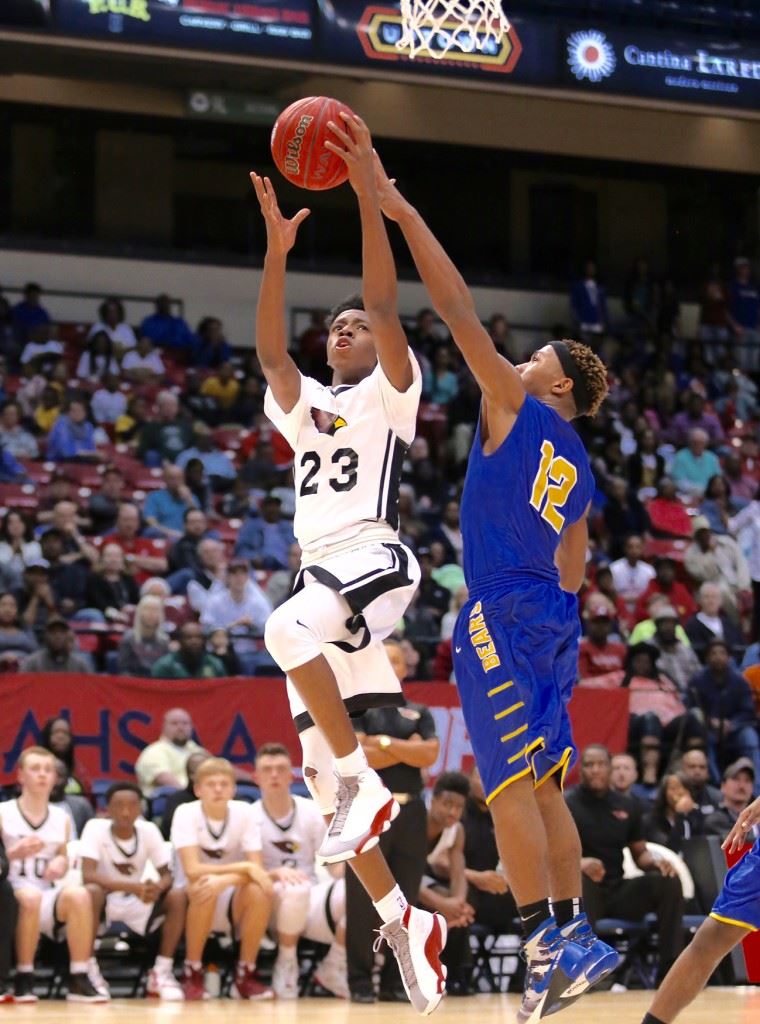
[
  {"x1": 542, "y1": 914, "x2": 620, "y2": 1014},
  {"x1": 516, "y1": 918, "x2": 589, "y2": 1024}
]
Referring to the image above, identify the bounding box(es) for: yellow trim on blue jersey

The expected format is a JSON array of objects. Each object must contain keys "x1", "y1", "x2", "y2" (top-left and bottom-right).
[
  {"x1": 487, "y1": 681, "x2": 514, "y2": 698},
  {"x1": 500, "y1": 724, "x2": 529, "y2": 744},
  {"x1": 485, "y1": 766, "x2": 533, "y2": 804},
  {"x1": 507, "y1": 744, "x2": 529, "y2": 765},
  {"x1": 494, "y1": 701, "x2": 525, "y2": 720},
  {"x1": 709, "y1": 912, "x2": 758, "y2": 932},
  {"x1": 534, "y1": 746, "x2": 574, "y2": 792}
]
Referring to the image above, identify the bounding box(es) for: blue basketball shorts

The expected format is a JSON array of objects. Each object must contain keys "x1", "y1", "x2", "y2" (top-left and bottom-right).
[
  {"x1": 711, "y1": 837, "x2": 760, "y2": 932},
  {"x1": 452, "y1": 581, "x2": 581, "y2": 805}
]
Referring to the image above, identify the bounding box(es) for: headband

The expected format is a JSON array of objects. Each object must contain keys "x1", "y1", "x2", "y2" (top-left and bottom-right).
[{"x1": 550, "y1": 340, "x2": 592, "y2": 417}]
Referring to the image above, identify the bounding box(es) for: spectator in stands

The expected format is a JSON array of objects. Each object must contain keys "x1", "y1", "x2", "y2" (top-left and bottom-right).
[
  {"x1": 167, "y1": 508, "x2": 212, "y2": 579},
  {"x1": 684, "y1": 516, "x2": 750, "y2": 615},
  {"x1": 239, "y1": 439, "x2": 286, "y2": 491},
  {"x1": 728, "y1": 489, "x2": 760, "y2": 638},
  {"x1": 699, "y1": 264, "x2": 731, "y2": 360},
  {"x1": 43, "y1": 501, "x2": 97, "y2": 562},
  {"x1": 416, "y1": 547, "x2": 450, "y2": 625},
  {"x1": 115, "y1": 394, "x2": 150, "y2": 445},
  {"x1": 134, "y1": 707, "x2": 205, "y2": 796},
  {"x1": 151, "y1": 621, "x2": 226, "y2": 680},
  {"x1": 643, "y1": 772, "x2": 703, "y2": 852},
  {"x1": 234, "y1": 494, "x2": 294, "y2": 570},
  {"x1": 171, "y1": 756, "x2": 273, "y2": 1000},
  {"x1": 87, "y1": 296, "x2": 137, "y2": 353},
  {"x1": 143, "y1": 463, "x2": 200, "y2": 540},
  {"x1": 39, "y1": 526, "x2": 92, "y2": 613},
  {"x1": 40, "y1": 716, "x2": 90, "y2": 796},
  {"x1": 11, "y1": 282, "x2": 50, "y2": 342},
  {"x1": 116, "y1": 594, "x2": 170, "y2": 677},
  {"x1": 648, "y1": 604, "x2": 701, "y2": 693},
  {"x1": 423, "y1": 499, "x2": 463, "y2": 567},
  {"x1": 79, "y1": 782, "x2": 185, "y2": 1002},
  {"x1": 51, "y1": 759, "x2": 93, "y2": 837},
  {"x1": 703, "y1": 758, "x2": 755, "y2": 837},
  {"x1": 32, "y1": 382, "x2": 62, "y2": 435},
  {"x1": 688, "y1": 638, "x2": 760, "y2": 783},
  {"x1": 121, "y1": 335, "x2": 166, "y2": 383},
  {"x1": 91, "y1": 374, "x2": 126, "y2": 425},
  {"x1": 609, "y1": 534, "x2": 656, "y2": 615},
  {"x1": 678, "y1": 748, "x2": 722, "y2": 817},
  {"x1": 0, "y1": 441, "x2": 26, "y2": 484},
  {"x1": 668, "y1": 390, "x2": 724, "y2": 449},
  {"x1": 423, "y1": 344, "x2": 459, "y2": 406},
  {"x1": 137, "y1": 390, "x2": 194, "y2": 466},
  {"x1": 461, "y1": 764, "x2": 514, "y2": 938},
  {"x1": 46, "y1": 396, "x2": 101, "y2": 463},
  {"x1": 634, "y1": 556, "x2": 697, "y2": 626},
  {"x1": 265, "y1": 541, "x2": 301, "y2": 609},
  {"x1": 200, "y1": 559, "x2": 272, "y2": 674},
  {"x1": 85, "y1": 543, "x2": 140, "y2": 620},
  {"x1": 418, "y1": 772, "x2": 474, "y2": 994},
  {"x1": 403, "y1": 436, "x2": 444, "y2": 504},
  {"x1": 671, "y1": 428, "x2": 721, "y2": 501},
  {"x1": 610, "y1": 752, "x2": 650, "y2": 809},
  {"x1": 407, "y1": 307, "x2": 442, "y2": 364},
  {"x1": 0, "y1": 400, "x2": 37, "y2": 458},
  {"x1": 16, "y1": 559, "x2": 57, "y2": 634},
  {"x1": 207, "y1": 627, "x2": 241, "y2": 676},
  {"x1": 570, "y1": 259, "x2": 608, "y2": 339},
  {"x1": 0, "y1": 509, "x2": 41, "y2": 577},
  {"x1": 646, "y1": 477, "x2": 693, "y2": 540},
  {"x1": 698, "y1": 475, "x2": 739, "y2": 536},
  {"x1": 76, "y1": 331, "x2": 119, "y2": 382},
  {"x1": 440, "y1": 584, "x2": 468, "y2": 641},
  {"x1": 87, "y1": 467, "x2": 125, "y2": 535},
  {"x1": 20, "y1": 617, "x2": 91, "y2": 674},
  {"x1": 200, "y1": 361, "x2": 239, "y2": 412},
  {"x1": 0, "y1": 591, "x2": 37, "y2": 668},
  {"x1": 578, "y1": 606, "x2": 626, "y2": 681},
  {"x1": 193, "y1": 316, "x2": 233, "y2": 368},
  {"x1": 727, "y1": 257, "x2": 760, "y2": 371},
  {"x1": 181, "y1": 370, "x2": 220, "y2": 426},
  {"x1": 103, "y1": 502, "x2": 168, "y2": 582},
  {"x1": 176, "y1": 423, "x2": 237, "y2": 491},
  {"x1": 685, "y1": 581, "x2": 744, "y2": 664},
  {"x1": 0, "y1": 832, "x2": 16, "y2": 1001},
  {"x1": 1, "y1": 747, "x2": 105, "y2": 1004},
  {"x1": 566, "y1": 744, "x2": 683, "y2": 982},
  {"x1": 723, "y1": 450, "x2": 756, "y2": 504},
  {"x1": 627, "y1": 426, "x2": 665, "y2": 500},
  {"x1": 160, "y1": 750, "x2": 211, "y2": 840},
  {"x1": 139, "y1": 294, "x2": 193, "y2": 352},
  {"x1": 185, "y1": 537, "x2": 226, "y2": 611},
  {"x1": 183, "y1": 457, "x2": 213, "y2": 515},
  {"x1": 295, "y1": 308, "x2": 329, "y2": 376},
  {"x1": 603, "y1": 478, "x2": 649, "y2": 558}
]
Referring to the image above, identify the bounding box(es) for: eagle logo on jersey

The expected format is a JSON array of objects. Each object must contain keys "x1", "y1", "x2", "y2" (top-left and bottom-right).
[
  {"x1": 113, "y1": 862, "x2": 137, "y2": 876},
  {"x1": 311, "y1": 408, "x2": 347, "y2": 435},
  {"x1": 201, "y1": 848, "x2": 224, "y2": 860},
  {"x1": 272, "y1": 839, "x2": 300, "y2": 855}
]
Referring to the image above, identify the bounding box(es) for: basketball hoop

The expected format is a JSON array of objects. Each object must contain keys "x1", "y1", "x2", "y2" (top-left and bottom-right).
[{"x1": 397, "y1": 0, "x2": 510, "y2": 60}]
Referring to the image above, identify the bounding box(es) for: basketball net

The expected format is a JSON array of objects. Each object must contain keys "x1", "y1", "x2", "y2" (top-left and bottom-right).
[{"x1": 397, "y1": 0, "x2": 510, "y2": 59}]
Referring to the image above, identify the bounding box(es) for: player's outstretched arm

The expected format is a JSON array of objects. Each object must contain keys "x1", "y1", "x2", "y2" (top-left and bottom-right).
[
  {"x1": 374, "y1": 155, "x2": 524, "y2": 411},
  {"x1": 250, "y1": 172, "x2": 309, "y2": 413},
  {"x1": 325, "y1": 114, "x2": 412, "y2": 392}
]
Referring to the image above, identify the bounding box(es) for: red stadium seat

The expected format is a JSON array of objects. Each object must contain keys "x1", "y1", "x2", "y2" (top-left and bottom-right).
[{"x1": 0, "y1": 483, "x2": 38, "y2": 509}]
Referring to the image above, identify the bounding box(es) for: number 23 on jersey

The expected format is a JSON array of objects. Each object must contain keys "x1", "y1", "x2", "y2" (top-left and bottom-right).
[{"x1": 529, "y1": 440, "x2": 578, "y2": 533}]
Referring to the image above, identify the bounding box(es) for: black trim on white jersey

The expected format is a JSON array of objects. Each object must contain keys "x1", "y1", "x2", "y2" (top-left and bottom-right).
[
  {"x1": 17, "y1": 800, "x2": 50, "y2": 832},
  {"x1": 376, "y1": 431, "x2": 408, "y2": 530},
  {"x1": 330, "y1": 385, "x2": 357, "y2": 396},
  {"x1": 292, "y1": 544, "x2": 413, "y2": 618},
  {"x1": 293, "y1": 690, "x2": 405, "y2": 734}
]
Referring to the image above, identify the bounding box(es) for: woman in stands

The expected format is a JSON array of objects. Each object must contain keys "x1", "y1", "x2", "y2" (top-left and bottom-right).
[
  {"x1": 75, "y1": 330, "x2": 120, "y2": 382},
  {"x1": 87, "y1": 297, "x2": 137, "y2": 354},
  {"x1": 0, "y1": 591, "x2": 37, "y2": 668},
  {"x1": 644, "y1": 773, "x2": 703, "y2": 853},
  {"x1": 0, "y1": 509, "x2": 41, "y2": 575},
  {"x1": 116, "y1": 594, "x2": 170, "y2": 677},
  {"x1": 40, "y1": 716, "x2": 91, "y2": 796}
]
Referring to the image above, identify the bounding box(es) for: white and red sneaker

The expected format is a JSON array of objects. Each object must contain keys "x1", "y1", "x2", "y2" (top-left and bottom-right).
[
  {"x1": 147, "y1": 964, "x2": 184, "y2": 1001},
  {"x1": 314, "y1": 942, "x2": 349, "y2": 999},
  {"x1": 374, "y1": 905, "x2": 447, "y2": 1016},
  {"x1": 181, "y1": 965, "x2": 208, "y2": 1001},
  {"x1": 318, "y1": 768, "x2": 399, "y2": 864},
  {"x1": 230, "y1": 965, "x2": 274, "y2": 1000}
]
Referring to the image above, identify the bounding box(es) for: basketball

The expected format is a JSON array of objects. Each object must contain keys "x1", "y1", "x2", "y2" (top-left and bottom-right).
[{"x1": 270, "y1": 96, "x2": 357, "y2": 191}]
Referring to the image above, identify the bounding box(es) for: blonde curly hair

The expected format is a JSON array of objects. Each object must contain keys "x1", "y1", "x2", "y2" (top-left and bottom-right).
[{"x1": 563, "y1": 339, "x2": 609, "y2": 418}]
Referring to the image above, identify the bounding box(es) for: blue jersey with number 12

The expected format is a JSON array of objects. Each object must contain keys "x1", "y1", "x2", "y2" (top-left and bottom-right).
[{"x1": 461, "y1": 395, "x2": 595, "y2": 590}]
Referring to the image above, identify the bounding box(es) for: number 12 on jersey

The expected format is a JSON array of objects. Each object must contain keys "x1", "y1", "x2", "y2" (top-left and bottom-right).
[{"x1": 529, "y1": 440, "x2": 578, "y2": 533}]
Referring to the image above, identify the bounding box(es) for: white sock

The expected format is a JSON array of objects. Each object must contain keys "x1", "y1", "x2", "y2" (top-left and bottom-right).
[
  {"x1": 154, "y1": 955, "x2": 173, "y2": 971},
  {"x1": 70, "y1": 961, "x2": 89, "y2": 974},
  {"x1": 373, "y1": 885, "x2": 408, "y2": 925},
  {"x1": 185, "y1": 960, "x2": 202, "y2": 971},
  {"x1": 278, "y1": 946, "x2": 297, "y2": 961},
  {"x1": 16, "y1": 964, "x2": 33, "y2": 973},
  {"x1": 334, "y1": 744, "x2": 368, "y2": 777}
]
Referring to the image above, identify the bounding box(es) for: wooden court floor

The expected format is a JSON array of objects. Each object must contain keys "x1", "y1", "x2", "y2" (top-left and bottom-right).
[{"x1": 7, "y1": 990, "x2": 760, "y2": 1024}]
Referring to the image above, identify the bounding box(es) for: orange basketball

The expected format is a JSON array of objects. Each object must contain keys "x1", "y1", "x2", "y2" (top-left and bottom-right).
[{"x1": 270, "y1": 96, "x2": 357, "y2": 191}]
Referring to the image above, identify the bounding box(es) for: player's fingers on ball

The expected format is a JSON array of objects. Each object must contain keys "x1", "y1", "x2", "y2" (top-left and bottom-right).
[{"x1": 326, "y1": 120, "x2": 352, "y2": 145}]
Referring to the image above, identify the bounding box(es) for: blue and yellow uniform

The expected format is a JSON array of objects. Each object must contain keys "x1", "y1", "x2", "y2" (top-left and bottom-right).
[
  {"x1": 711, "y1": 836, "x2": 760, "y2": 932},
  {"x1": 452, "y1": 395, "x2": 595, "y2": 804}
]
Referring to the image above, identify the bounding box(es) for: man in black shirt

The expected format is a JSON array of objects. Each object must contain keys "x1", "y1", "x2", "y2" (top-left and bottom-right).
[
  {"x1": 0, "y1": 833, "x2": 16, "y2": 1000},
  {"x1": 678, "y1": 749, "x2": 722, "y2": 819},
  {"x1": 566, "y1": 744, "x2": 684, "y2": 981},
  {"x1": 703, "y1": 758, "x2": 755, "y2": 838},
  {"x1": 462, "y1": 765, "x2": 516, "y2": 930},
  {"x1": 345, "y1": 639, "x2": 439, "y2": 1003}
]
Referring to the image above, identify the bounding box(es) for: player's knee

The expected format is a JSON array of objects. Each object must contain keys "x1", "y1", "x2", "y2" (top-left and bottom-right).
[
  {"x1": 243, "y1": 880, "x2": 271, "y2": 908},
  {"x1": 165, "y1": 888, "x2": 187, "y2": 911},
  {"x1": 264, "y1": 603, "x2": 319, "y2": 670},
  {"x1": 15, "y1": 887, "x2": 42, "y2": 911},
  {"x1": 60, "y1": 884, "x2": 91, "y2": 911}
]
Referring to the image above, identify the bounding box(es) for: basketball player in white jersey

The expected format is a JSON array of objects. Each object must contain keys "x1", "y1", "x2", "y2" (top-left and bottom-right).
[
  {"x1": 79, "y1": 782, "x2": 186, "y2": 1000},
  {"x1": 251, "y1": 743, "x2": 347, "y2": 999},
  {"x1": 250, "y1": 109, "x2": 446, "y2": 1016},
  {"x1": 0, "y1": 747, "x2": 106, "y2": 1003},
  {"x1": 170, "y1": 757, "x2": 273, "y2": 1000}
]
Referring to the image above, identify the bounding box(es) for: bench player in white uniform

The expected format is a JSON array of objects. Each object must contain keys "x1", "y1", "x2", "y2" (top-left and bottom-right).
[
  {"x1": 79, "y1": 781, "x2": 186, "y2": 1000},
  {"x1": 250, "y1": 111, "x2": 446, "y2": 1016},
  {"x1": 170, "y1": 757, "x2": 273, "y2": 1001},
  {"x1": 0, "y1": 747, "x2": 105, "y2": 1004},
  {"x1": 251, "y1": 743, "x2": 347, "y2": 999}
]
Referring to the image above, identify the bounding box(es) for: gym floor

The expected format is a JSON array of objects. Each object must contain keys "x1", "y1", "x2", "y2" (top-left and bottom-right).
[{"x1": 10, "y1": 990, "x2": 760, "y2": 1024}]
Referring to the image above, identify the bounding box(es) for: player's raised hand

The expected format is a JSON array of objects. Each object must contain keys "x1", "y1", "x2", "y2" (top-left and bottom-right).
[
  {"x1": 723, "y1": 794, "x2": 760, "y2": 854},
  {"x1": 250, "y1": 172, "x2": 310, "y2": 256},
  {"x1": 372, "y1": 152, "x2": 407, "y2": 222},
  {"x1": 324, "y1": 112, "x2": 375, "y2": 199}
]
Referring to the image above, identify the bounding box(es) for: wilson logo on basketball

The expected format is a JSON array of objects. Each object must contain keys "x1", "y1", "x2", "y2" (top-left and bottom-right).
[{"x1": 284, "y1": 115, "x2": 314, "y2": 176}]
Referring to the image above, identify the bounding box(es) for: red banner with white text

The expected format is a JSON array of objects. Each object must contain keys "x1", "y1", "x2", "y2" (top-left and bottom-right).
[{"x1": 0, "y1": 675, "x2": 629, "y2": 787}]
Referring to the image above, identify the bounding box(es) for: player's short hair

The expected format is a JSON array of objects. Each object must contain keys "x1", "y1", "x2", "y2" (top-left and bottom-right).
[
  {"x1": 105, "y1": 781, "x2": 143, "y2": 804},
  {"x1": 558, "y1": 339, "x2": 608, "y2": 418},
  {"x1": 194, "y1": 757, "x2": 236, "y2": 783},
  {"x1": 18, "y1": 746, "x2": 56, "y2": 769},
  {"x1": 255, "y1": 743, "x2": 291, "y2": 763},
  {"x1": 433, "y1": 771, "x2": 470, "y2": 799},
  {"x1": 326, "y1": 294, "x2": 365, "y2": 329}
]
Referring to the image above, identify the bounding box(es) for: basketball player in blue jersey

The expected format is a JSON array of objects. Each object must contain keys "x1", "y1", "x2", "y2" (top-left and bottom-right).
[
  {"x1": 371, "y1": 157, "x2": 617, "y2": 1022},
  {"x1": 640, "y1": 795, "x2": 760, "y2": 1024}
]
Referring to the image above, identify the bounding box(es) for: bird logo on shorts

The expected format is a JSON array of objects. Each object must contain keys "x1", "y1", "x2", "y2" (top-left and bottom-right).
[{"x1": 311, "y1": 408, "x2": 348, "y2": 435}]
